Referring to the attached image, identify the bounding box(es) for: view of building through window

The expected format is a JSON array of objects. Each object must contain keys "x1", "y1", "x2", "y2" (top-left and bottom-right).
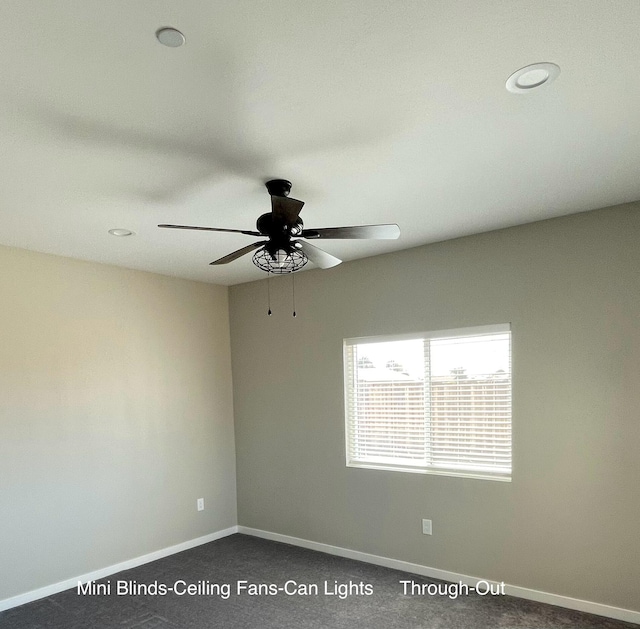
[{"x1": 345, "y1": 328, "x2": 512, "y2": 479}]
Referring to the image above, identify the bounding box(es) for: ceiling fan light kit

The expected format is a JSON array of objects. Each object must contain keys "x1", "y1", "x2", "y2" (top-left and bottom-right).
[
  {"x1": 252, "y1": 247, "x2": 308, "y2": 274},
  {"x1": 158, "y1": 179, "x2": 400, "y2": 276}
]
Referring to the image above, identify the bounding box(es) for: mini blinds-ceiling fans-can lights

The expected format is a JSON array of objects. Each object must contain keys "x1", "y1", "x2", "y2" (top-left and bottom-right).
[
  {"x1": 252, "y1": 248, "x2": 308, "y2": 274},
  {"x1": 506, "y1": 62, "x2": 560, "y2": 93}
]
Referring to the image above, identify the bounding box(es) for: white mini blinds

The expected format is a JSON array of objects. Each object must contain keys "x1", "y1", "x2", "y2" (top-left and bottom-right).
[{"x1": 344, "y1": 324, "x2": 512, "y2": 481}]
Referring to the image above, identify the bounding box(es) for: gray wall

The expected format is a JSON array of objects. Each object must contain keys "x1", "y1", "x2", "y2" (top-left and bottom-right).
[
  {"x1": 0, "y1": 246, "x2": 237, "y2": 601},
  {"x1": 229, "y1": 203, "x2": 640, "y2": 611}
]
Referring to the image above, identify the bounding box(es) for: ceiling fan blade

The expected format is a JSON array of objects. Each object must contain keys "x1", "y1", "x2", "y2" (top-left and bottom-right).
[
  {"x1": 158, "y1": 224, "x2": 261, "y2": 236},
  {"x1": 296, "y1": 241, "x2": 342, "y2": 269},
  {"x1": 271, "y1": 196, "x2": 304, "y2": 225},
  {"x1": 210, "y1": 241, "x2": 267, "y2": 265},
  {"x1": 301, "y1": 224, "x2": 400, "y2": 240}
]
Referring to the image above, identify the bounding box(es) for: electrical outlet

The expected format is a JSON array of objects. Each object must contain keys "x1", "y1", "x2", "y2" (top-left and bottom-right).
[
  {"x1": 422, "y1": 518, "x2": 432, "y2": 535},
  {"x1": 197, "y1": 498, "x2": 205, "y2": 512}
]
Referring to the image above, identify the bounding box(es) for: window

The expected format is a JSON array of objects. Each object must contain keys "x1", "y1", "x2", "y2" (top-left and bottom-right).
[{"x1": 344, "y1": 324, "x2": 511, "y2": 481}]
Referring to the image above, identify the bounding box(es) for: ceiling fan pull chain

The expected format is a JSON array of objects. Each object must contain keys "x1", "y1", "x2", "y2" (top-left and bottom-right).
[
  {"x1": 267, "y1": 272, "x2": 272, "y2": 316},
  {"x1": 292, "y1": 272, "x2": 297, "y2": 318}
]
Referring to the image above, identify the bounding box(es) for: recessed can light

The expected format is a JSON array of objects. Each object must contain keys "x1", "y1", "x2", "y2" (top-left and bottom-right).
[
  {"x1": 506, "y1": 62, "x2": 560, "y2": 94},
  {"x1": 156, "y1": 27, "x2": 185, "y2": 48},
  {"x1": 108, "y1": 228, "x2": 134, "y2": 237}
]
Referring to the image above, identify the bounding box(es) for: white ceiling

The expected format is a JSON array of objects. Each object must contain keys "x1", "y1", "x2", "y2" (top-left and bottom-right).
[{"x1": 1, "y1": 1, "x2": 639, "y2": 285}]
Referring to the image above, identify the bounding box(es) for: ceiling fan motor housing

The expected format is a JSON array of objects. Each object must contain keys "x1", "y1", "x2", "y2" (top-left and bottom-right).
[{"x1": 256, "y1": 213, "x2": 303, "y2": 239}]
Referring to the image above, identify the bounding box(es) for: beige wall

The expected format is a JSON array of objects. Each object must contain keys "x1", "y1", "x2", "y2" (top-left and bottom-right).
[
  {"x1": 0, "y1": 247, "x2": 237, "y2": 601},
  {"x1": 229, "y1": 203, "x2": 640, "y2": 611}
]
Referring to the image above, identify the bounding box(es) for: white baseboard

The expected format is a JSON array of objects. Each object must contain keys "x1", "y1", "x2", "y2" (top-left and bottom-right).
[
  {"x1": 0, "y1": 526, "x2": 238, "y2": 613},
  {"x1": 4, "y1": 524, "x2": 638, "y2": 625},
  {"x1": 237, "y1": 526, "x2": 640, "y2": 625}
]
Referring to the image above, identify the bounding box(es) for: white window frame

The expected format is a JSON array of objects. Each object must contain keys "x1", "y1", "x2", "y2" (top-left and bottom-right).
[{"x1": 343, "y1": 324, "x2": 512, "y2": 482}]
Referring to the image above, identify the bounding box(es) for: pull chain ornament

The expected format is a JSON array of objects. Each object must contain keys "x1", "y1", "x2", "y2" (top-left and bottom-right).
[
  {"x1": 265, "y1": 270, "x2": 301, "y2": 317},
  {"x1": 292, "y1": 272, "x2": 297, "y2": 317}
]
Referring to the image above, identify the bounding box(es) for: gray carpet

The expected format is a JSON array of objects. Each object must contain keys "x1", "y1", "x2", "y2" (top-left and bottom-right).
[{"x1": 1, "y1": 534, "x2": 637, "y2": 628}]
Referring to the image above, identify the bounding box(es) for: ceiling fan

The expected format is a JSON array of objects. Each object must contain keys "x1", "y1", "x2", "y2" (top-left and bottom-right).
[{"x1": 158, "y1": 179, "x2": 400, "y2": 274}]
